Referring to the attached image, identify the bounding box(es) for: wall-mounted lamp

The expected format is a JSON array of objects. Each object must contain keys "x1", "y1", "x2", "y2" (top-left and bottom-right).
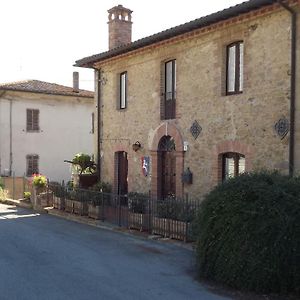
[{"x1": 132, "y1": 141, "x2": 141, "y2": 152}]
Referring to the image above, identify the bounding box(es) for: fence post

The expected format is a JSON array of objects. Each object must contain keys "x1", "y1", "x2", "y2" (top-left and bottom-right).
[{"x1": 184, "y1": 193, "x2": 189, "y2": 243}]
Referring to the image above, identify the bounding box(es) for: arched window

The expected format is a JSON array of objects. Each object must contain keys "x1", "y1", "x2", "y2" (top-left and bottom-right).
[{"x1": 222, "y1": 152, "x2": 245, "y2": 181}]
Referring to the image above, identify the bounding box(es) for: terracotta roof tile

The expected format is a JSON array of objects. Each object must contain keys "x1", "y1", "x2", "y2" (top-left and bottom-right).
[
  {"x1": 75, "y1": 0, "x2": 277, "y2": 67},
  {"x1": 0, "y1": 80, "x2": 94, "y2": 98}
]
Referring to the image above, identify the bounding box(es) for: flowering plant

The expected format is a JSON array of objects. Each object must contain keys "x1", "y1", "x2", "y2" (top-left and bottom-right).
[{"x1": 32, "y1": 174, "x2": 47, "y2": 188}]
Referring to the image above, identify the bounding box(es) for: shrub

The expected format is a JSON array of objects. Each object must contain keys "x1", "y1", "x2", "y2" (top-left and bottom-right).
[
  {"x1": 32, "y1": 174, "x2": 47, "y2": 188},
  {"x1": 194, "y1": 171, "x2": 300, "y2": 296},
  {"x1": 156, "y1": 194, "x2": 195, "y2": 222},
  {"x1": 24, "y1": 191, "x2": 31, "y2": 200},
  {"x1": 0, "y1": 187, "x2": 8, "y2": 201},
  {"x1": 89, "y1": 181, "x2": 112, "y2": 193},
  {"x1": 128, "y1": 192, "x2": 149, "y2": 213},
  {"x1": 49, "y1": 182, "x2": 65, "y2": 198}
]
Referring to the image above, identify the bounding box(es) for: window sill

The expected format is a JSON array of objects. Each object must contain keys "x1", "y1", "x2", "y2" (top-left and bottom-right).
[
  {"x1": 225, "y1": 91, "x2": 243, "y2": 96},
  {"x1": 26, "y1": 130, "x2": 40, "y2": 133}
]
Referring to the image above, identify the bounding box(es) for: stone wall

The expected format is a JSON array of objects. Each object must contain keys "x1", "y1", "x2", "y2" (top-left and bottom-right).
[{"x1": 96, "y1": 7, "x2": 293, "y2": 199}]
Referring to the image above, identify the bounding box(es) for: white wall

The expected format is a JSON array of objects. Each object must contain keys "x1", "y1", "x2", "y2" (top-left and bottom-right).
[{"x1": 0, "y1": 91, "x2": 94, "y2": 183}]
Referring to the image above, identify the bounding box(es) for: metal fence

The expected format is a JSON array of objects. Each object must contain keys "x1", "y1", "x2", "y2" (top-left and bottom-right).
[{"x1": 48, "y1": 182, "x2": 200, "y2": 242}]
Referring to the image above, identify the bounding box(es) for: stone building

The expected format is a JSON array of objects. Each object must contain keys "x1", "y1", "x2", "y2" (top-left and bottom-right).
[
  {"x1": 75, "y1": 0, "x2": 300, "y2": 199},
  {"x1": 0, "y1": 74, "x2": 94, "y2": 182}
]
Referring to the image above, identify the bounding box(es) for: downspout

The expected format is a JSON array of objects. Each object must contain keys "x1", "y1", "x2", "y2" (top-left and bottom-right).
[
  {"x1": 278, "y1": 0, "x2": 297, "y2": 176},
  {"x1": 9, "y1": 99, "x2": 13, "y2": 176},
  {"x1": 96, "y1": 69, "x2": 102, "y2": 182}
]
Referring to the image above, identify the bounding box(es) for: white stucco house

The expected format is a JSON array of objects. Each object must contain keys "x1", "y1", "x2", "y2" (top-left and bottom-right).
[{"x1": 0, "y1": 75, "x2": 94, "y2": 182}]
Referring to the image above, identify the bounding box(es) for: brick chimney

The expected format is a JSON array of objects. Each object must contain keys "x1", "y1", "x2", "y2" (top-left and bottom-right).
[{"x1": 108, "y1": 5, "x2": 133, "y2": 50}]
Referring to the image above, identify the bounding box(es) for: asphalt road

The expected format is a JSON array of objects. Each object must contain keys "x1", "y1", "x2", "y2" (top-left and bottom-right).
[{"x1": 0, "y1": 203, "x2": 230, "y2": 300}]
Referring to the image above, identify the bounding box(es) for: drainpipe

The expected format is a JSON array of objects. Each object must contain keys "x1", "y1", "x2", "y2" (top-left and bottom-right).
[
  {"x1": 277, "y1": 0, "x2": 297, "y2": 176},
  {"x1": 9, "y1": 99, "x2": 13, "y2": 176},
  {"x1": 96, "y1": 69, "x2": 102, "y2": 182}
]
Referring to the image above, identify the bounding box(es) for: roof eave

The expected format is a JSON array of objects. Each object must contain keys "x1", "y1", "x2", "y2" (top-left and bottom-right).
[{"x1": 74, "y1": 0, "x2": 278, "y2": 68}]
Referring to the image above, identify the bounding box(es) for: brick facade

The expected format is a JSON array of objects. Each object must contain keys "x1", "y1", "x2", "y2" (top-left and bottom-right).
[{"x1": 90, "y1": 2, "x2": 300, "y2": 199}]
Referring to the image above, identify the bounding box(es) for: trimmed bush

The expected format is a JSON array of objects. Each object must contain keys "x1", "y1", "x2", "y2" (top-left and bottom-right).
[{"x1": 194, "y1": 171, "x2": 300, "y2": 296}]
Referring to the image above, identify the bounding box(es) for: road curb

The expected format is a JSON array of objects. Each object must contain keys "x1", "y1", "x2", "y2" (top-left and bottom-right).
[{"x1": 0, "y1": 199, "x2": 194, "y2": 251}]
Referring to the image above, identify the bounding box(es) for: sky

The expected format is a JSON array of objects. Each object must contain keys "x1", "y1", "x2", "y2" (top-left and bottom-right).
[{"x1": 0, "y1": 0, "x2": 245, "y2": 91}]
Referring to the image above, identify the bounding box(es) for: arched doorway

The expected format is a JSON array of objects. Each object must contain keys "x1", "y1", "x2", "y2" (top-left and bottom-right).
[
  {"x1": 158, "y1": 136, "x2": 176, "y2": 199},
  {"x1": 150, "y1": 122, "x2": 184, "y2": 199}
]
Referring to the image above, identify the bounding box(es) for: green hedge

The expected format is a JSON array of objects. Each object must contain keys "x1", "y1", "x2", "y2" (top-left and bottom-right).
[{"x1": 194, "y1": 171, "x2": 300, "y2": 296}]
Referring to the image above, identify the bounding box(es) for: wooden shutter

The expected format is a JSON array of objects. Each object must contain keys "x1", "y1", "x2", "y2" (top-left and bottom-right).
[
  {"x1": 32, "y1": 110, "x2": 39, "y2": 130},
  {"x1": 26, "y1": 109, "x2": 39, "y2": 131},
  {"x1": 26, "y1": 109, "x2": 33, "y2": 131},
  {"x1": 160, "y1": 62, "x2": 166, "y2": 120}
]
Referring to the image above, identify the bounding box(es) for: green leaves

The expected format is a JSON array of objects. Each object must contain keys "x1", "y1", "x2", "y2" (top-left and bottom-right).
[{"x1": 194, "y1": 171, "x2": 300, "y2": 296}]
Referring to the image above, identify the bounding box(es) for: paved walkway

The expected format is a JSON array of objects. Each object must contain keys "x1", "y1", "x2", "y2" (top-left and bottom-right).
[{"x1": 0, "y1": 203, "x2": 230, "y2": 300}]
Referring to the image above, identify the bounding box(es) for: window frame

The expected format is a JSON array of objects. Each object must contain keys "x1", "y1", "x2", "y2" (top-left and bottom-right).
[
  {"x1": 26, "y1": 154, "x2": 39, "y2": 177},
  {"x1": 163, "y1": 59, "x2": 176, "y2": 120},
  {"x1": 119, "y1": 71, "x2": 127, "y2": 110},
  {"x1": 26, "y1": 108, "x2": 40, "y2": 132},
  {"x1": 226, "y1": 41, "x2": 244, "y2": 95},
  {"x1": 222, "y1": 152, "x2": 245, "y2": 181}
]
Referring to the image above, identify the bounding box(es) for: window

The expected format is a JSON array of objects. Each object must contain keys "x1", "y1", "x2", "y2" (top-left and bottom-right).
[
  {"x1": 222, "y1": 152, "x2": 245, "y2": 181},
  {"x1": 119, "y1": 72, "x2": 127, "y2": 109},
  {"x1": 26, "y1": 154, "x2": 39, "y2": 176},
  {"x1": 162, "y1": 59, "x2": 176, "y2": 120},
  {"x1": 26, "y1": 109, "x2": 39, "y2": 131},
  {"x1": 226, "y1": 41, "x2": 243, "y2": 94}
]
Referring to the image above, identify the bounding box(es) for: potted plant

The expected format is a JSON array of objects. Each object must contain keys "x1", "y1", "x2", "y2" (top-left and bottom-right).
[
  {"x1": 71, "y1": 153, "x2": 98, "y2": 188},
  {"x1": 32, "y1": 174, "x2": 47, "y2": 190},
  {"x1": 31, "y1": 174, "x2": 50, "y2": 207}
]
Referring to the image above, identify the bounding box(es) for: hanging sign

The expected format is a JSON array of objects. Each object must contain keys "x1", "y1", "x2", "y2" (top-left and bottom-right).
[{"x1": 141, "y1": 156, "x2": 150, "y2": 177}]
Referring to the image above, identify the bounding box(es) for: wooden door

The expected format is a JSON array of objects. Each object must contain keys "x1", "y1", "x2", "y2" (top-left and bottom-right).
[
  {"x1": 158, "y1": 136, "x2": 176, "y2": 199},
  {"x1": 161, "y1": 151, "x2": 176, "y2": 199},
  {"x1": 117, "y1": 151, "x2": 128, "y2": 196}
]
